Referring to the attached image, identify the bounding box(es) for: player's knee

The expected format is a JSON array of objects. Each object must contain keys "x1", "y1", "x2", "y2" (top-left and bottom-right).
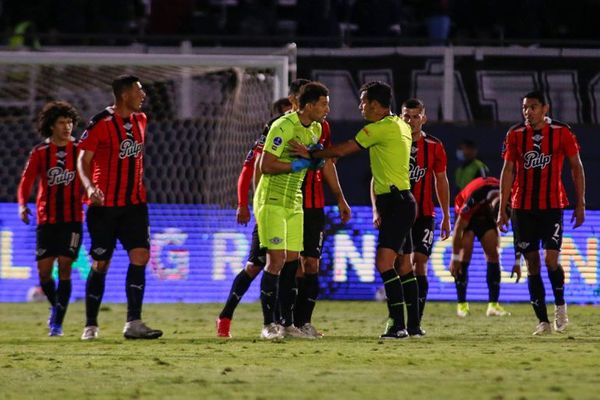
[
  {"x1": 245, "y1": 263, "x2": 263, "y2": 278},
  {"x1": 129, "y1": 248, "x2": 150, "y2": 266},
  {"x1": 544, "y1": 254, "x2": 559, "y2": 270},
  {"x1": 57, "y1": 258, "x2": 73, "y2": 280},
  {"x1": 93, "y1": 260, "x2": 111, "y2": 274}
]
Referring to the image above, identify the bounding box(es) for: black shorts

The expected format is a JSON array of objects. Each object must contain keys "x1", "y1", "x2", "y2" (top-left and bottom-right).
[
  {"x1": 376, "y1": 189, "x2": 416, "y2": 253},
  {"x1": 465, "y1": 213, "x2": 497, "y2": 242},
  {"x1": 247, "y1": 224, "x2": 266, "y2": 267},
  {"x1": 36, "y1": 222, "x2": 83, "y2": 261},
  {"x1": 511, "y1": 209, "x2": 563, "y2": 253},
  {"x1": 405, "y1": 216, "x2": 435, "y2": 256},
  {"x1": 87, "y1": 204, "x2": 150, "y2": 261},
  {"x1": 301, "y1": 208, "x2": 325, "y2": 258}
]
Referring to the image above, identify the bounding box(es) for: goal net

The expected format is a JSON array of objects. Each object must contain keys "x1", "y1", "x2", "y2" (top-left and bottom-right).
[{"x1": 0, "y1": 51, "x2": 289, "y2": 205}]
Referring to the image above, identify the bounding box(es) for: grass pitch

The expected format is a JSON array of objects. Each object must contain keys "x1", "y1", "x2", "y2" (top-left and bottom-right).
[{"x1": 1, "y1": 301, "x2": 599, "y2": 400}]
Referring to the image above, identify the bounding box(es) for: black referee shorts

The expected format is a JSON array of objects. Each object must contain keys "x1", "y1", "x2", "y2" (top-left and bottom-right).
[{"x1": 376, "y1": 189, "x2": 416, "y2": 253}]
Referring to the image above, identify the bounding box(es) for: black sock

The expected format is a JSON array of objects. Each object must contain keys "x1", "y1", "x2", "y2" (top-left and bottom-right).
[
  {"x1": 486, "y1": 262, "x2": 501, "y2": 303},
  {"x1": 260, "y1": 271, "x2": 278, "y2": 325},
  {"x1": 303, "y1": 273, "x2": 319, "y2": 325},
  {"x1": 85, "y1": 269, "x2": 106, "y2": 327},
  {"x1": 54, "y1": 279, "x2": 72, "y2": 325},
  {"x1": 380, "y1": 269, "x2": 405, "y2": 329},
  {"x1": 548, "y1": 265, "x2": 565, "y2": 306},
  {"x1": 219, "y1": 269, "x2": 256, "y2": 319},
  {"x1": 40, "y1": 278, "x2": 57, "y2": 307},
  {"x1": 454, "y1": 261, "x2": 469, "y2": 303},
  {"x1": 401, "y1": 272, "x2": 420, "y2": 331},
  {"x1": 295, "y1": 276, "x2": 307, "y2": 327},
  {"x1": 528, "y1": 274, "x2": 549, "y2": 323},
  {"x1": 416, "y1": 275, "x2": 428, "y2": 322},
  {"x1": 126, "y1": 264, "x2": 146, "y2": 322},
  {"x1": 278, "y1": 261, "x2": 299, "y2": 327}
]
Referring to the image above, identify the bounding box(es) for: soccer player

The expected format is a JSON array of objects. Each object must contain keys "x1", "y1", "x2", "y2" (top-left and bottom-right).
[
  {"x1": 292, "y1": 81, "x2": 418, "y2": 338},
  {"x1": 395, "y1": 98, "x2": 451, "y2": 328},
  {"x1": 17, "y1": 100, "x2": 83, "y2": 337},
  {"x1": 497, "y1": 91, "x2": 585, "y2": 336},
  {"x1": 254, "y1": 82, "x2": 330, "y2": 340},
  {"x1": 77, "y1": 75, "x2": 162, "y2": 340},
  {"x1": 449, "y1": 176, "x2": 510, "y2": 317},
  {"x1": 217, "y1": 81, "x2": 350, "y2": 339}
]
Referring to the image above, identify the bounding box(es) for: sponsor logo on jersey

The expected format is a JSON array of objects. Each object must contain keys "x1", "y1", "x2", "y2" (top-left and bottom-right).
[
  {"x1": 119, "y1": 139, "x2": 143, "y2": 159},
  {"x1": 409, "y1": 163, "x2": 426, "y2": 183},
  {"x1": 47, "y1": 167, "x2": 76, "y2": 186},
  {"x1": 523, "y1": 150, "x2": 551, "y2": 169}
]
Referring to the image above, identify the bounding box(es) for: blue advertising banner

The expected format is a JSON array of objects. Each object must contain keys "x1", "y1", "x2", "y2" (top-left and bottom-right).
[{"x1": 0, "y1": 203, "x2": 598, "y2": 304}]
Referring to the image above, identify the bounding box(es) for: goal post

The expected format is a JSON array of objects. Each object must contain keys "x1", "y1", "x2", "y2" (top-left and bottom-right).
[{"x1": 0, "y1": 51, "x2": 290, "y2": 205}]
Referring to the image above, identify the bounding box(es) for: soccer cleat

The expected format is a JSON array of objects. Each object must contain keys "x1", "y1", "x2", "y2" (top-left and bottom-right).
[
  {"x1": 486, "y1": 302, "x2": 511, "y2": 317},
  {"x1": 47, "y1": 306, "x2": 57, "y2": 328},
  {"x1": 532, "y1": 321, "x2": 552, "y2": 336},
  {"x1": 456, "y1": 302, "x2": 470, "y2": 318},
  {"x1": 123, "y1": 320, "x2": 163, "y2": 340},
  {"x1": 380, "y1": 318, "x2": 409, "y2": 339},
  {"x1": 48, "y1": 324, "x2": 64, "y2": 337},
  {"x1": 408, "y1": 326, "x2": 426, "y2": 337},
  {"x1": 299, "y1": 323, "x2": 324, "y2": 338},
  {"x1": 216, "y1": 317, "x2": 232, "y2": 338},
  {"x1": 283, "y1": 324, "x2": 315, "y2": 339},
  {"x1": 81, "y1": 326, "x2": 99, "y2": 340},
  {"x1": 554, "y1": 304, "x2": 569, "y2": 333},
  {"x1": 260, "y1": 322, "x2": 285, "y2": 340}
]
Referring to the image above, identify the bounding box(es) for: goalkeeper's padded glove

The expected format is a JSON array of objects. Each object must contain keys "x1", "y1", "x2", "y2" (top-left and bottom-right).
[{"x1": 290, "y1": 158, "x2": 312, "y2": 172}]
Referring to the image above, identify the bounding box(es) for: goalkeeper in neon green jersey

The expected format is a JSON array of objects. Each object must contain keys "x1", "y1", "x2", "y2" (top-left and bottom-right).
[{"x1": 254, "y1": 82, "x2": 330, "y2": 340}]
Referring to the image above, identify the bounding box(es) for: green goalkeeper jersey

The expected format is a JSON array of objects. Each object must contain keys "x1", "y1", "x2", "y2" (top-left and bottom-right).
[{"x1": 254, "y1": 112, "x2": 322, "y2": 211}]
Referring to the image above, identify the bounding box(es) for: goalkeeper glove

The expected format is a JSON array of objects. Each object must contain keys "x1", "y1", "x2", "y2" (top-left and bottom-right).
[{"x1": 290, "y1": 158, "x2": 312, "y2": 172}]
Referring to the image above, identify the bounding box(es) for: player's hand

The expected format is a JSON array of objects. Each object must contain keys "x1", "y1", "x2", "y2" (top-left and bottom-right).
[
  {"x1": 87, "y1": 186, "x2": 105, "y2": 206},
  {"x1": 496, "y1": 209, "x2": 510, "y2": 233},
  {"x1": 510, "y1": 264, "x2": 522, "y2": 283},
  {"x1": 571, "y1": 204, "x2": 585, "y2": 229},
  {"x1": 338, "y1": 199, "x2": 351, "y2": 224},
  {"x1": 372, "y1": 209, "x2": 381, "y2": 229},
  {"x1": 440, "y1": 216, "x2": 451, "y2": 240},
  {"x1": 236, "y1": 205, "x2": 251, "y2": 226},
  {"x1": 289, "y1": 140, "x2": 310, "y2": 159},
  {"x1": 19, "y1": 205, "x2": 32, "y2": 224},
  {"x1": 450, "y1": 260, "x2": 462, "y2": 277}
]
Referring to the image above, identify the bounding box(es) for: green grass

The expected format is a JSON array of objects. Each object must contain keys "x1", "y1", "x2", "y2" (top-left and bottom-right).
[{"x1": 1, "y1": 301, "x2": 599, "y2": 400}]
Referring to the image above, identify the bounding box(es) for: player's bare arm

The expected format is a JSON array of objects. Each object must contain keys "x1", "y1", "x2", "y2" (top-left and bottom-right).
[
  {"x1": 434, "y1": 170, "x2": 451, "y2": 240},
  {"x1": 497, "y1": 159, "x2": 514, "y2": 232},
  {"x1": 322, "y1": 159, "x2": 351, "y2": 224},
  {"x1": 77, "y1": 149, "x2": 104, "y2": 206},
  {"x1": 568, "y1": 152, "x2": 586, "y2": 228},
  {"x1": 290, "y1": 139, "x2": 361, "y2": 159},
  {"x1": 369, "y1": 177, "x2": 380, "y2": 229}
]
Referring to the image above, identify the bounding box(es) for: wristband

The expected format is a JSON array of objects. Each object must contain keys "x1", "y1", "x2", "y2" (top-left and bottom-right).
[{"x1": 451, "y1": 254, "x2": 461, "y2": 262}]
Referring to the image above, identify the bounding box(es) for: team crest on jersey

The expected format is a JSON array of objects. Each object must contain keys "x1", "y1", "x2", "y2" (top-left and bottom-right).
[
  {"x1": 523, "y1": 150, "x2": 551, "y2": 169},
  {"x1": 119, "y1": 139, "x2": 143, "y2": 159},
  {"x1": 269, "y1": 237, "x2": 283, "y2": 245},
  {"x1": 409, "y1": 163, "x2": 426, "y2": 183},
  {"x1": 47, "y1": 167, "x2": 76, "y2": 186}
]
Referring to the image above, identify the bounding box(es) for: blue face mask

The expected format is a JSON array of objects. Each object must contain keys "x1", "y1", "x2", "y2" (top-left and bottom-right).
[{"x1": 456, "y1": 149, "x2": 465, "y2": 161}]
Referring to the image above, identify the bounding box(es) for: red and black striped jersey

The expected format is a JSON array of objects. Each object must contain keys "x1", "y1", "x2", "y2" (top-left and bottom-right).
[
  {"x1": 409, "y1": 132, "x2": 447, "y2": 217},
  {"x1": 238, "y1": 118, "x2": 331, "y2": 209},
  {"x1": 502, "y1": 119, "x2": 579, "y2": 210},
  {"x1": 302, "y1": 119, "x2": 331, "y2": 209},
  {"x1": 454, "y1": 177, "x2": 499, "y2": 222},
  {"x1": 79, "y1": 107, "x2": 147, "y2": 207},
  {"x1": 17, "y1": 138, "x2": 83, "y2": 224}
]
